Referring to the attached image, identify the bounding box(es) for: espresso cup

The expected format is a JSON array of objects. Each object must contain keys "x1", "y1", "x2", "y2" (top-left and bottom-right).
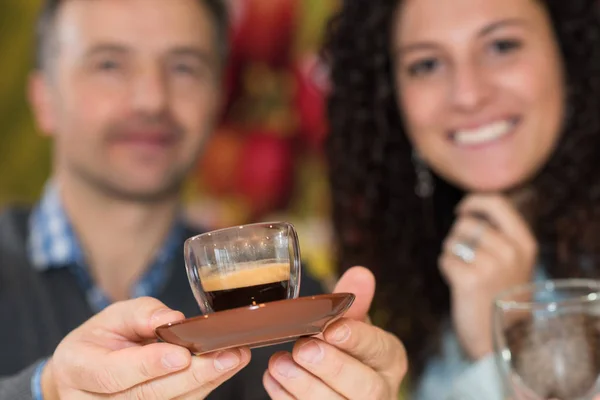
[{"x1": 184, "y1": 222, "x2": 301, "y2": 314}]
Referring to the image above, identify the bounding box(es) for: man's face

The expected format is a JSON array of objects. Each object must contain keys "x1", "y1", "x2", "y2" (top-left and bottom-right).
[{"x1": 31, "y1": 0, "x2": 222, "y2": 201}]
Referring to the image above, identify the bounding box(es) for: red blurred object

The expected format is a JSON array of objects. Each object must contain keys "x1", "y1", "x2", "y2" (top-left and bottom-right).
[
  {"x1": 199, "y1": 126, "x2": 245, "y2": 195},
  {"x1": 236, "y1": 131, "x2": 295, "y2": 216},
  {"x1": 220, "y1": 1, "x2": 245, "y2": 117},
  {"x1": 293, "y1": 54, "x2": 330, "y2": 151},
  {"x1": 235, "y1": 0, "x2": 298, "y2": 66},
  {"x1": 222, "y1": 59, "x2": 242, "y2": 118}
]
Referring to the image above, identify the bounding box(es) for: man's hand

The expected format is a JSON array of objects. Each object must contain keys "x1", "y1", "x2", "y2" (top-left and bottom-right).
[
  {"x1": 43, "y1": 297, "x2": 251, "y2": 399},
  {"x1": 263, "y1": 267, "x2": 407, "y2": 399}
]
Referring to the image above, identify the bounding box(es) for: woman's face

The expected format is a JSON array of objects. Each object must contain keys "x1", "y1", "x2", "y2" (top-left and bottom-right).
[{"x1": 393, "y1": 0, "x2": 564, "y2": 192}]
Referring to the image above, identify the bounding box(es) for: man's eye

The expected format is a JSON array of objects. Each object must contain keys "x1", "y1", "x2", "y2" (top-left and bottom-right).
[{"x1": 96, "y1": 59, "x2": 120, "y2": 71}]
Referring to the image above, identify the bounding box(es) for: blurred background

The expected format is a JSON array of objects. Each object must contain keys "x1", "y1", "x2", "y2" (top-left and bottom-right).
[{"x1": 0, "y1": 0, "x2": 339, "y2": 286}]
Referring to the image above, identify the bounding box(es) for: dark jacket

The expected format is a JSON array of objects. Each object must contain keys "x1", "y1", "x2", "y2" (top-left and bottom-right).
[{"x1": 0, "y1": 207, "x2": 324, "y2": 399}]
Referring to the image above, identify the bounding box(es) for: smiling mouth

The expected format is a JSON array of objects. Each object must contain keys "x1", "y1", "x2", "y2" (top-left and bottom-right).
[{"x1": 451, "y1": 117, "x2": 520, "y2": 147}]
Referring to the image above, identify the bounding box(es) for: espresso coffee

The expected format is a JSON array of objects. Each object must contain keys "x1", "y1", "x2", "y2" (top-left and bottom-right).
[{"x1": 201, "y1": 262, "x2": 290, "y2": 311}]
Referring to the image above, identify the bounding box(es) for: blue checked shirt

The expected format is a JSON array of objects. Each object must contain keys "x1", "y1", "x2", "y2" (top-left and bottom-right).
[{"x1": 28, "y1": 182, "x2": 185, "y2": 399}]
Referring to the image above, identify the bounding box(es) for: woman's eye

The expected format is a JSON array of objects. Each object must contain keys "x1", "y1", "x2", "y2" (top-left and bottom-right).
[
  {"x1": 490, "y1": 39, "x2": 522, "y2": 55},
  {"x1": 407, "y1": 58, "x2": 440, "y2": 78}
]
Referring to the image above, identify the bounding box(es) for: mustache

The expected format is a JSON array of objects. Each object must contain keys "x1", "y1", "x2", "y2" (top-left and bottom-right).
[{"x1": 104, "y1": 113, "x2": 185, "y2": 141}]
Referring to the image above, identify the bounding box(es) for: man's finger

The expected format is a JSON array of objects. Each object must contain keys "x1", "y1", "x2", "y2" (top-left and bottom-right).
[
  {"x1": 332, "y1": 266, "x2": 375, "y2": 322},
  {"x1": 129, "y1": 347, "x2": 251, "y2": 399},
  {"x1": 59, "y1": 341, "x2": 192, "y2": 393},
  {"x1": 322, "y1": 318, "x2": 407, "y2": 379},
  {"x1": 289, "y1": 339, "x2": 389, "y2": 400},
  {"x1": 263, "y1": 370, "x2": 295, "y2": 400},
  {"x1": 90, "y1": 297, "x2": 185, "y2": 343},
  {"x1": 268, "y1": 352, "x2": 345, "y2": 400}
]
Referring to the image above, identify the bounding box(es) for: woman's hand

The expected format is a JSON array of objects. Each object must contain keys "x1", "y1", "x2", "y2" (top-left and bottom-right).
[{"x1": 439, "y1": 194, "x2": 537, "y2": 360}]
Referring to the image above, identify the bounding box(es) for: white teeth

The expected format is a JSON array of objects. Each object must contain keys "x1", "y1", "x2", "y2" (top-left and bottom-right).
[{"x1": 454, "y1": 120, "x2": 514, "y2": 146}]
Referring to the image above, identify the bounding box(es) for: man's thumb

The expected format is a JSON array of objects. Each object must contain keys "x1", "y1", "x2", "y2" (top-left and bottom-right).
[{"x1": 333, "y1": 266, "x2": 375, "y2": 321}]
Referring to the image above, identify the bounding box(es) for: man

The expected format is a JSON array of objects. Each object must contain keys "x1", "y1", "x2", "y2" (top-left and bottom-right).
[{"x1": 0, "y1": 0, "x2": 407, "y2": 399}]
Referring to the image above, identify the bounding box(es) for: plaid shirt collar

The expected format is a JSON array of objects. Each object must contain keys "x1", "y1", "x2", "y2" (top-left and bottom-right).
[{"x1": 27, "y1": 182, "x2": 186, "y2": 312}]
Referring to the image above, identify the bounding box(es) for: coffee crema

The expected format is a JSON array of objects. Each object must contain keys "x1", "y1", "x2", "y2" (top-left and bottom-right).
[{"x1": 201, "y1": 262, "x2": 290, "y2": 311}]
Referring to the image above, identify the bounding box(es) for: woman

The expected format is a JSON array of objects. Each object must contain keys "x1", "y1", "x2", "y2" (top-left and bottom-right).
[{"x1": 325, "y1": 0, "x2": 600, "y2": 397}]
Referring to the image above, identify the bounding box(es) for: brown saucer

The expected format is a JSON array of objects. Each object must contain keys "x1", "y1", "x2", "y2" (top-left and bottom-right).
[{"x1": 154, "y1": 293, "x2": 355, "y2": 355}]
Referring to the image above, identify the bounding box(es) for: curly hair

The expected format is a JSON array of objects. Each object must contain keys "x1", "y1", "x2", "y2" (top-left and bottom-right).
[{"x1": 325, "y1": 0, "x2": 600, "y2": 379}]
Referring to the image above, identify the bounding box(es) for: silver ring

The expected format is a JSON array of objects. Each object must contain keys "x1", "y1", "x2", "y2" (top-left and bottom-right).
[{"x1": 452, "y1": 241, "x2": 476, "y2": 264}]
